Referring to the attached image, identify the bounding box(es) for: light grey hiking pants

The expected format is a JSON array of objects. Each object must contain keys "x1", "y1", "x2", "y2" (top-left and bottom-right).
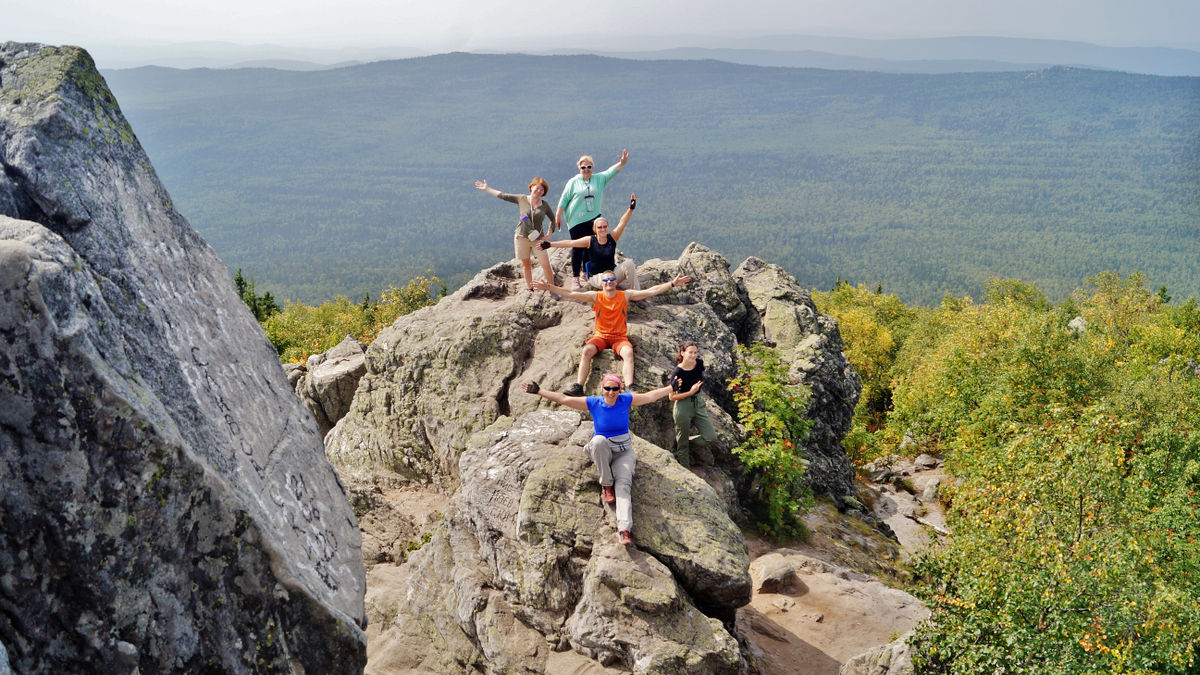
[{"x1": 586, "y1": 434, "x2": 636, "y2": 532}]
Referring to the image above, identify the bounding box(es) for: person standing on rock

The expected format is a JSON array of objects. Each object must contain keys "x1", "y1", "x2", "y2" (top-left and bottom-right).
[
  {"x1": 521, "y1": 374, "x2": 671, "y2": 546},
  {"x1": 546, "y1": 193, "x2": 640, "y2": 290},
  {"x1": 530, "y1": 273, "x2": 691, "y2": 396},
  {"x1": 555, "y1": 150, "x2": 628, "y2": 290},
  {"x1": 667, "y1": 341, "x2": 718, "y2": 468},
  {"x1": 474, "y1": 177, "x2": 557, "y2": 290}
]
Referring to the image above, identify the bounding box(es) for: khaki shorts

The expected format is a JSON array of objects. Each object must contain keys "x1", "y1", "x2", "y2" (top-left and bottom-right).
[{"x1": 514, "y1": 234, "x2": 547, "y2": 261}]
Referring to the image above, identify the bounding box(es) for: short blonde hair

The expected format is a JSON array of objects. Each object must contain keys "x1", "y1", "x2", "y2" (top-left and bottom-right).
[{"x1": 577, "y1": 155, "x2": 594, "y2": 168}]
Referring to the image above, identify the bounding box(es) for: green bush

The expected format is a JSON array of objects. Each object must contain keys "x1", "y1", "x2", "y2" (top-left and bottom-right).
[
  {"x1": 728, "y1": 343, "x2": 814, "y2": 539},
  {"x1": 262, "y1": 275, "x2": 441, "y2": 362}
]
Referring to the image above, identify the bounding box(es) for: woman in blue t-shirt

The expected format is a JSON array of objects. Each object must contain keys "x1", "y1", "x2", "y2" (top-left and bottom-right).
[{"x1": 521, "y1": 373, "x2": 670, "y2": 546}]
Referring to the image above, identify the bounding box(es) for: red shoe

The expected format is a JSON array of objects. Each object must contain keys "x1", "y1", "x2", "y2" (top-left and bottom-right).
[
  {"x1": 601, "y1": 485, "x2": 616, "y2": 504},
  {"x1": 618, "y1": 530, "x2": 633, "y2": 546}
]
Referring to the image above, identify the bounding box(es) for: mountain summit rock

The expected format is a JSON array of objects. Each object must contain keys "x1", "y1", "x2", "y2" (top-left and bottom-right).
[
  {"x1": 327, "y1": 245, "x2": 863, "y2": 670},
  {"x1": 1, "y1": 42, "x2": 366, "y2": 672}
]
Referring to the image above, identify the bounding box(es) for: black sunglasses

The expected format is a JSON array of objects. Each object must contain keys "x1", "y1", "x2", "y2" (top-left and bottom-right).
[{"x1": 603, "y1": 385, "x2": 621, "y2": 391}]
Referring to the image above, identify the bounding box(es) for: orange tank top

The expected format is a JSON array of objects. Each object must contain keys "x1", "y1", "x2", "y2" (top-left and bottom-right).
[{"x1": 592, "y1": 290, "x2": 628, "y2": 338}]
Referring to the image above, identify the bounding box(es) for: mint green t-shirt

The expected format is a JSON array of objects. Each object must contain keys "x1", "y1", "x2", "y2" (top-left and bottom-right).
[{"x1": 557, "y1": 165, "x2": 620, "y2": 227}]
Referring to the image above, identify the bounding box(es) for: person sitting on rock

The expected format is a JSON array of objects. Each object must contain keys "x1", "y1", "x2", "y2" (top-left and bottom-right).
[
  {"x1": 546, "y1": 193, "x2": 639, "y2": 290},
  {"x1": 474, "y1": 176, "x2": 557, "y2": 290},
  {"x1": 667, "y1": 341, "x2": 718, "y2": 468},
  {"x1": 531, "y1": 271, "x2": 691, "y2": 396},
  {"x1": 521, "y1": 374, "x2": 671, "y2": 546}
]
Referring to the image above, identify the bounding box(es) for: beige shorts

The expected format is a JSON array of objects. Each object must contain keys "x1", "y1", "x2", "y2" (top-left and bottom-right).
[{"x1": 514, "y1": 234, "x2": 546, "y2": 261}]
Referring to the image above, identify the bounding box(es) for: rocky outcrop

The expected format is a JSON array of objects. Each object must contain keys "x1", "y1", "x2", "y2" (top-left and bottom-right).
[
  {"x1": 1, "y1": 43, "x2": 365, "y2": 672},
  {"x1": 285, "y1": 334, "x2": 368, "y2": 438},
  {"x1": 328, "y1": 242, "x2": 863, "y2": 670},
  {"x1": 329, "y1": 243, "x2": 860, "y2": 505},
  {"x1": 366, "y1": 411, "x2": 749, "y2": 673},
  {"x1": 734, "y1": 257, "x2": 863, "y2": 508}
]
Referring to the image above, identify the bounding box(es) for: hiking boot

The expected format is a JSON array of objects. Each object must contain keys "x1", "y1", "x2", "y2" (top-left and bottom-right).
[
  {"x1": 563, "y1": 382, "x2": 585, "y2": 397},
  {"x1": 618, "y1": 530, "x2": 633, "y2": 546},
  {"x1": 601, "y1": 485, "x2": 616, "y2": 504}
]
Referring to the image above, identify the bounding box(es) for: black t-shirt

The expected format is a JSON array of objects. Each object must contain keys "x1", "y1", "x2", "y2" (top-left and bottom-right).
[
  {"x1": 588, "y1": 235, "x2": 617, "y2": 274},
  {"x1": 671, "y1": 358, "x2": 705, "y2": 393}
]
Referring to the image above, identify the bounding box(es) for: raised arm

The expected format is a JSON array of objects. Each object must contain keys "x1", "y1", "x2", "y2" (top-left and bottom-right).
[
  {"x1": 522, "y1": 381, "x2": 588, "y2": 411},
  {"x1": 624, "y1": 275, "x2": 691, "y2": 303},
  {"x1": 631, "y1": 383, "x2": 672, "y2": 407},
  {"x1": 610, "y1": 193, "x2": 635, "y2": 243},
  {"x1": 531, "y1": 279, "x2": 596, "y2": 303},
  {"x1": 607, "y1": 149, "x2": 629, "y2": 174}
]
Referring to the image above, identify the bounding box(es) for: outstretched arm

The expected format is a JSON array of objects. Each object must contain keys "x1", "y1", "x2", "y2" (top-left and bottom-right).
[
  {"x1": 547, "y1": 236, "x2": 591, "y2": 249},
  {"x1": 531, "y1": 279, "x2": 596, "y2": 303},
  {"x1": 625, "y1": 275, "x2": 691, "y2": 303},
  {"x1": 631, "y1": 383, "x2": 672, "y2": 407},
  {"x1": 521, "y1": 380, "x2": 589, "y2": 411},
  {"x1": 668, "y1": 379, "x2": 702, "y2": 401},
  {"x1": 474, "y1": 179, "x2": 499, "y2": 197},
  {"x1": 610, "y1": 193, "x2": 635, "y2": 243}
]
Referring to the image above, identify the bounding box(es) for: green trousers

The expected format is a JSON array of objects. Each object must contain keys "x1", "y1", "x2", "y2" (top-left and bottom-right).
[{"x1": 672, "y1": 394, "x2": 717, "y2": 467}]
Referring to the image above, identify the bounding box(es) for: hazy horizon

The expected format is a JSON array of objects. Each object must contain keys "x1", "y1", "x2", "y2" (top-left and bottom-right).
[{"x1": 8, "y1": 0, "x2": 1200, "y2": 60}]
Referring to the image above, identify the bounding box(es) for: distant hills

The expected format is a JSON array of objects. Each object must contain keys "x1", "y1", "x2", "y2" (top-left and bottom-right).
[
  {"x1": 91, "y1": 35, "x2": 1200, "y2": 76},
  {"x1": 102, "y1": 52, "x2": 1200, "y2": 305}
]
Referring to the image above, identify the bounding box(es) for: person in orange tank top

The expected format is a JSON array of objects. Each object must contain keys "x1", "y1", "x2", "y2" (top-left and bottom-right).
[{"x1": 531, "y1": 271, "x2": 691, "y2": 395}]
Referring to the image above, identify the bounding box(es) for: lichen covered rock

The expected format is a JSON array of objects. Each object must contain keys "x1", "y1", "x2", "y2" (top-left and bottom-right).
[{"x1": 1, "y1": 42, "x2": 365, "y2": 672}]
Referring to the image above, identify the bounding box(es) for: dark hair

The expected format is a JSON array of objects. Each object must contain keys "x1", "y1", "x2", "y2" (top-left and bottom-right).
[{"x1": 676, "y1": 341, "x2": 699, "y2": 363}]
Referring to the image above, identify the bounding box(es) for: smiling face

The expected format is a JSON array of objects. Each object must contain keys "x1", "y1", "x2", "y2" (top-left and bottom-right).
[
  {"x1": 577, "y1": 155, "x2": 594, "y2": 178},
  {"x1": 600, "y1": 374, "x2": 622, "y2": 402},
  {"x1": 594, "y1": 218, "x2": 610, "y2": 236}
]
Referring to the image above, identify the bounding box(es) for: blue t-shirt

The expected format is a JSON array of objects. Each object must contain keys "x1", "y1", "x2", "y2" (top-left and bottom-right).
[{"x1": 586, "y1": 392, "x2": 633, "y2": 437}]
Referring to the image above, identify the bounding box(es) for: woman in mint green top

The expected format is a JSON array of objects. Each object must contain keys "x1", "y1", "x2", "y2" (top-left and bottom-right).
[{"x1": 555, "y1": 149, "x2": 628, "y2": 289}]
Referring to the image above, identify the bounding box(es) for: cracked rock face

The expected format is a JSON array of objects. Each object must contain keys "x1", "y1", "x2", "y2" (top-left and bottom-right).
[{"x1": 1, "y1": 42, "x2": 365, "y2": 672}]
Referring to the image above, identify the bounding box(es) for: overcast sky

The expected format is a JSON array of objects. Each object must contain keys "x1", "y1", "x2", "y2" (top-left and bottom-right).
[{"x1": 7, "y1": 0, "x2": 1199, "y2": 53}]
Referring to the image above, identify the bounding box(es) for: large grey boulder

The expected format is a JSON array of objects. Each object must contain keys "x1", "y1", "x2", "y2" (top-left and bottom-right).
[
  {"x1": 1, "y1": 43, "x2": 365, "y2": 672},
  {"x1": 366, "y1": 411, "x2": 749, "y2": 673},
  {"x1": 288, "y1": 334, "x2": 368, "y2": 438}
]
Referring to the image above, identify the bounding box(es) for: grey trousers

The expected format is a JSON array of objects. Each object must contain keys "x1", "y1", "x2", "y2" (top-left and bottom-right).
[{"x1": 586, "y1": 434, "x2": 636, "y2": 532}]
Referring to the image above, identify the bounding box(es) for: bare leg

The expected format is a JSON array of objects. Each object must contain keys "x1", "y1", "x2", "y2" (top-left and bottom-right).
[
  {"x1": 578, "y1": 343, "x2": 599, "y2": 386},
  {"x1": 618, "y1": 344, "x2": 634, "y2": 389},
  {"x1": 520, "y1": 258, "x2": 534, "y2": 288},
  {"x1": 535, "y1": 249, "x2": 554, "y2": 285}
]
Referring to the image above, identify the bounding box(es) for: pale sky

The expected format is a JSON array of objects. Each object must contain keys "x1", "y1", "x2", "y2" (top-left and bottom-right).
[{"x1": 5, "y1": 0, "x2": 1199, "y2": 53}]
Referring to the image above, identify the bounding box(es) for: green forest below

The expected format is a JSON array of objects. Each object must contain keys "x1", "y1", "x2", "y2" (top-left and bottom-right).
[
  {"x1": 813, "y1": 273, "x2": 1200, "y2": 673},
  {"x1": 103, "y1": 54, "x2": 1200, "y2": 306}
]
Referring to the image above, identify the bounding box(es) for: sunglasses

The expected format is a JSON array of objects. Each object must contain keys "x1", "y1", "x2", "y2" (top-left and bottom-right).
[
  {"x1": 602, "y1": 386, "x2": 621, "y2": 391},
  {"x1": 601, "y1": 277, "x2": 616, "y2": 283},
  {"x1": 579, "y1": 165, "x2": 593, "y2": 170}
]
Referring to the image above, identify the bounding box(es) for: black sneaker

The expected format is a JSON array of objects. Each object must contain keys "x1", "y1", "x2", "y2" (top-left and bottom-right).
[{"x1": 564, "y1": 383, "x2": 585, "y2": 397}]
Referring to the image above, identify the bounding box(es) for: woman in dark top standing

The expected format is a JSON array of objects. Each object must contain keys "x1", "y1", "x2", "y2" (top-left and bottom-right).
[
  {"x1": 548, "y1": 194, "x2": 639, "y2": 290},
  {"x1": 667, "y1": 341, "x2": 717, "y2": 467},
  {"x1": 475, "y1": 177, "x2": 556, "y2": 290}
]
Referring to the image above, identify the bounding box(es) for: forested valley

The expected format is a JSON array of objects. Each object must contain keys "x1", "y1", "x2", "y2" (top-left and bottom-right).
[{"x1": 104, "y1": 53, "x2": 1200, "y2": 306}]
